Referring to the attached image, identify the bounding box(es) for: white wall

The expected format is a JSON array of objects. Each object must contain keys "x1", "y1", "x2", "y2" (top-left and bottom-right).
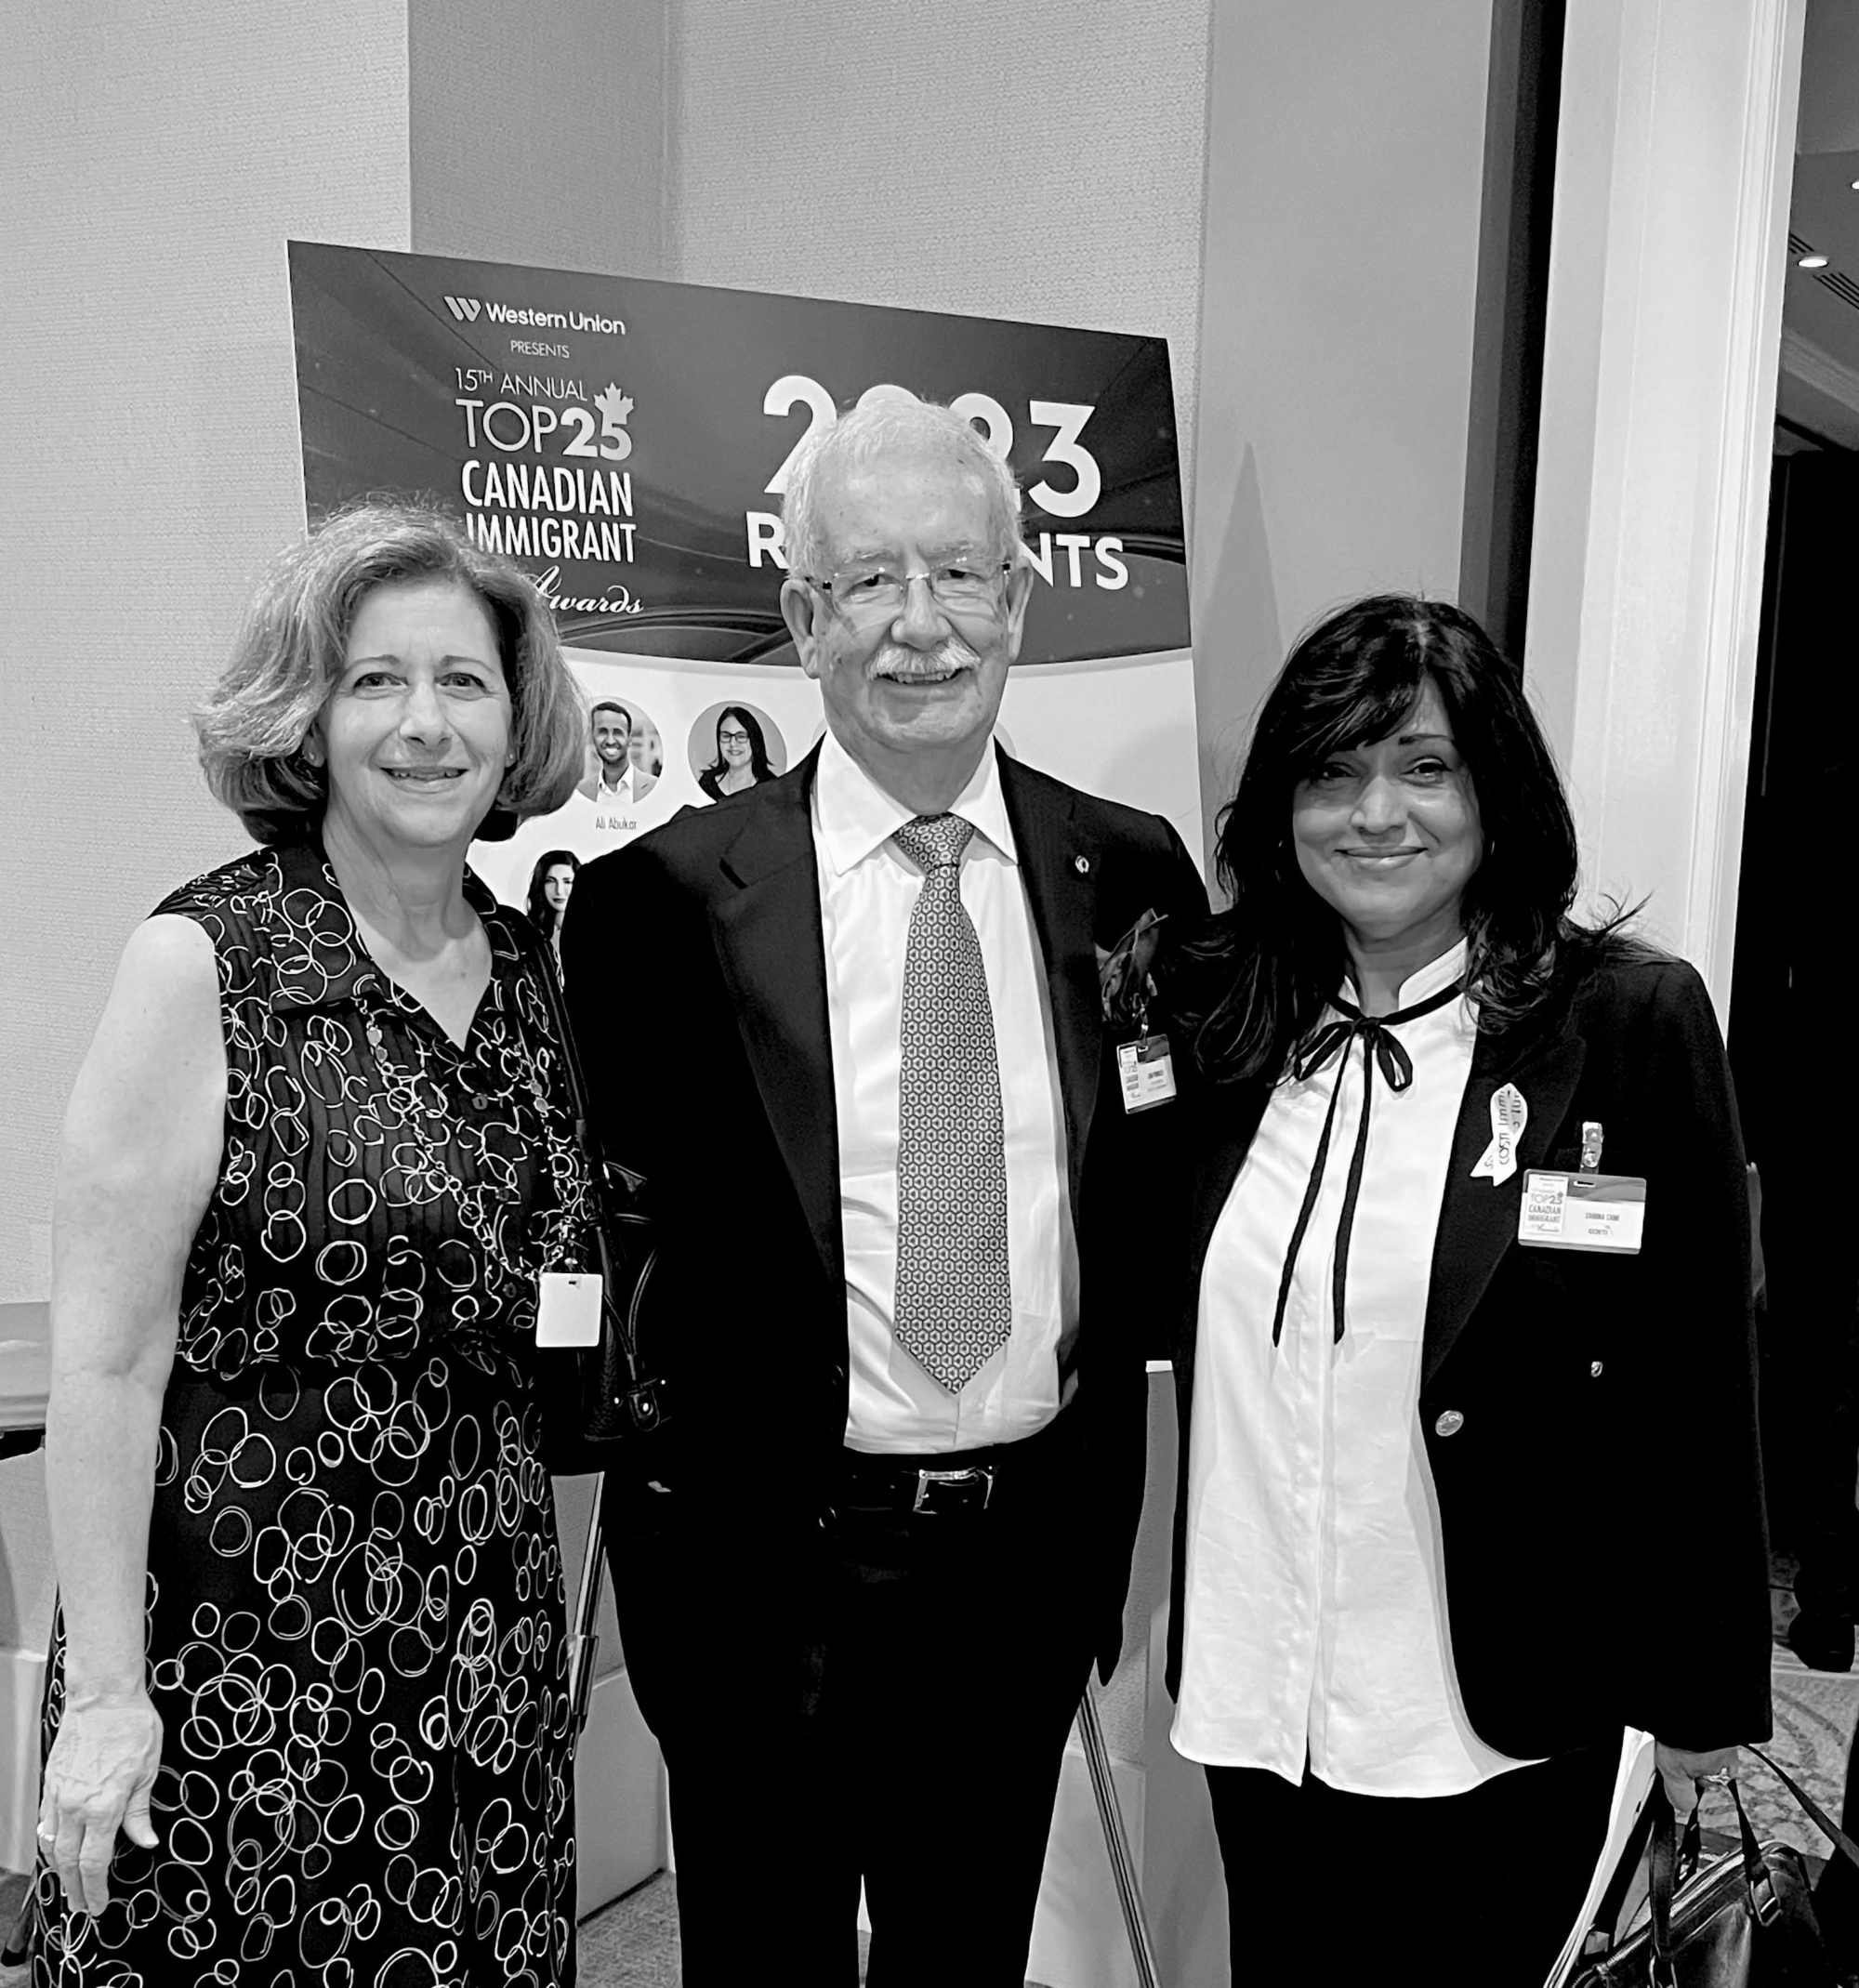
[
  {"x1": 409, "y1": 0, "x2": 676, "y2": 279},
  {"x1": 1190, "y1": 0, "x2": 1496, "y2": 866},
  {"x1": 664, "y1": 0, "x2": 1214, "y2": 527},
  {"x1": 0, "y1": 0, "x2": 413, "y2": 1309},
  {"x1": 0, "y1": 0, "x2": 413, "y2": 1727}
]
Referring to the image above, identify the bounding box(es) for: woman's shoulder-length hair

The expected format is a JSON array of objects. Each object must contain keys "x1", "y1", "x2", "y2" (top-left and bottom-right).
[
  {"x1": 1184, "y1": 591, "x2": 1619, "y2": 1085},
  {"x1": 709, "y1": 704, "x2": 775, "y2": 782},
  {"x1": 195, "y1": 500, "x2": 587, "y2": 844}
]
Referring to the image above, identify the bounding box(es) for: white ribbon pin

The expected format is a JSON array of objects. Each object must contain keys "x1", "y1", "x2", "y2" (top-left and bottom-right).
[{"x1": 1470, "y1": 1082, "x2": 1527, "y2": 1184}]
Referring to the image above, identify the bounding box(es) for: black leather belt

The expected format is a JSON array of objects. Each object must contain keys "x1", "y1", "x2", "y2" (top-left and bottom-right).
[{"x1": 838, "y1": 1412, "x2": 1075, "y2": 1517}]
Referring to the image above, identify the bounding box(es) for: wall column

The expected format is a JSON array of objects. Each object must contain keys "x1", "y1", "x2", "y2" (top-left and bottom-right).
[{"x1": 1524, "y1": 0, "x2": 1806, "y2": 1012}]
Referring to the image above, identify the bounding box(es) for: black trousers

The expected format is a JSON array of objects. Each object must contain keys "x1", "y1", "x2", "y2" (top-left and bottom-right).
[
  {"x1": 1205, "y1": 1741, "x2": 1619, "y2": 1987},
  {"x1": 607, "y1": 1424, "x2": 1098, "y2": 1988}
]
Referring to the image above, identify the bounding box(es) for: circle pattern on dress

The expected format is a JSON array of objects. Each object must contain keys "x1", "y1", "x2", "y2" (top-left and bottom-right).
[{"x1": 34, "y1": 839, "x2": 589, "y2": 1987}]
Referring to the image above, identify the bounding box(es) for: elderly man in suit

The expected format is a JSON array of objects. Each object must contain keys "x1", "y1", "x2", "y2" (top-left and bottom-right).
[{"x1": 560, "y1": 397, "x2": 1206, "y2": 1986}]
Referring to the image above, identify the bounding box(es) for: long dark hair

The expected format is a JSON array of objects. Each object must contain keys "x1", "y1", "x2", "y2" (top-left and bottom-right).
[
  {"x1": 1187, "y1": 593, "x2": 1621, "y2": 1085},
  {"x1": 525, "y1": 849, "x2": 580, "y2": 941},
  {"x1": 703, "y1": 704, "x2": 774, "y2": 786}
]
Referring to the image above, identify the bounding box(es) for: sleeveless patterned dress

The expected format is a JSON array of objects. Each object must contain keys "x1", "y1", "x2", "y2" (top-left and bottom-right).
[{"x1": 34, "y1": 839, "x2": 591, "y2": 1988}]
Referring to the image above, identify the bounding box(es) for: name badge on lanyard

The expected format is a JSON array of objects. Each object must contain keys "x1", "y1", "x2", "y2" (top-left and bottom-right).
[
  {"x1": 1516, "y1": 1172, "x2": 1647, "y2": 1254},
  {"x1": 536, "y1": 1270, "x2": 604, "y2": 1345},
  {"x1": 1117, "y1": 1033, "x2": 1178, "y2": 1113}
]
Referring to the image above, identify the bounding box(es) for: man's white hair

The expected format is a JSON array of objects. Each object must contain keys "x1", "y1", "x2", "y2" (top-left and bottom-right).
[{"x1": 781, "y1": 396, "x2": 1023, "y2": 585}]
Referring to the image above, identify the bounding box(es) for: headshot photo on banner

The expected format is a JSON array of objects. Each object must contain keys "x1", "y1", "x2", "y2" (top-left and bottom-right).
[{"x1": 286, "y1": 240, "x2": 1201, "y2": 904}]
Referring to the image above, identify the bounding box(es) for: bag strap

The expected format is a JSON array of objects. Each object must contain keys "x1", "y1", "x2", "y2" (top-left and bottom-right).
[
  {"x1": 520, "y1": 928, "x2": 605, "y2": 1181},
  {"x1": 1604, "y1": 1747, "x2": 1859, "y2": 1986},
  {"x1": 521, "y1": 925, "x2": 665, "y2": 1428},
  {"x1": 1646, "y1": 1779, "x2": 1775, "y2": 1987},
  {"x1": 1746, "y1": 1744, "x2": 1859, "y2": 1876}
]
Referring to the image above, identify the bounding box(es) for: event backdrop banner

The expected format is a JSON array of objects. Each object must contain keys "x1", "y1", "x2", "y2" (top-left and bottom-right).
[{"x1": 287, "y1": 241, "x2": 1199, "y2": 904}]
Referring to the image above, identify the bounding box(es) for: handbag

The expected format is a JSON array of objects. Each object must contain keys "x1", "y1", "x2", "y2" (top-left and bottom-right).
[
  {"x1": 1569, "y1": 1745, "x2": 1859, "y2": 1986},
  {"x1": 523, "y1": 933, "x2": 670, "y2": 1477}
]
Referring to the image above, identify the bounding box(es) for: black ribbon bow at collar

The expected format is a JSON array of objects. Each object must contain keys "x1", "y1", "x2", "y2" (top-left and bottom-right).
[{"x1": 1271, "y1": 978, "x2": 1467, "y2": 1348}]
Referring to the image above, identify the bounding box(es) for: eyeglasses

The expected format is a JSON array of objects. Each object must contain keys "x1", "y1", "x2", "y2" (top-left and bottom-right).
[
  {"x1": 718, "y1": 730, "x2": 751, "y2": 747},
  {"x1": 807, "y1": 556, "x2": 1013, "y2": 624}
]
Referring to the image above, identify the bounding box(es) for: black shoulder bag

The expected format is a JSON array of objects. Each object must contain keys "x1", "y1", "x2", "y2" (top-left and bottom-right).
[
  {"x1": 1571, "y1": 1746, "x2": 1859, "y2": 1986},
  {"x1": 525, "y1": 938, "x2": 670, "y2": 1477}
]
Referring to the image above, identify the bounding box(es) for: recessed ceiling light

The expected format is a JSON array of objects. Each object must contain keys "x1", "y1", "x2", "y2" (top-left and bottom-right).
[
  {"x1": 1851, "y1": 178, "x2": 1859, "y2": 191},
  {"x1": 1799, "y1": 253, "x2": 1830, "y2": 269}
]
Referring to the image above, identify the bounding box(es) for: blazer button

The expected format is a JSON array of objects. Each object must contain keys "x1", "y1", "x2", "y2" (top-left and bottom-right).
[
  {"x1": 1590, "y1": 1361, "x2": 1604, "y2": 1378},
  {"x1": 1433, "y1": 1410, "x2": 1465, "y2": 1438}
]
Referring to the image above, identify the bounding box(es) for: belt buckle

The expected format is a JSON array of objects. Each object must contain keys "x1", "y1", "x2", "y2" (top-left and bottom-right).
[{"x1": 912, "y1": 1466, "x2": 994, "y2": 1514}]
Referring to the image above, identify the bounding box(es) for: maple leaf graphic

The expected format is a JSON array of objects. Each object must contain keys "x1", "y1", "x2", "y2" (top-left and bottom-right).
[{"x1": 595, "y1": 384, "x2": 634, "y2": 426}]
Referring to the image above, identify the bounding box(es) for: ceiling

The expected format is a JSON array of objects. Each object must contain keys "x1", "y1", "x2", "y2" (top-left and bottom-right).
[{"x1": 1778, "y1": 1, "x2": 1859, "y2": 451}]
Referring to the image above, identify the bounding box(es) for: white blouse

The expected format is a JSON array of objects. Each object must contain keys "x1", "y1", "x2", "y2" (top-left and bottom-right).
[{"x1": 1171, "y1": 941, "x2": 1536, "y2": 1795}]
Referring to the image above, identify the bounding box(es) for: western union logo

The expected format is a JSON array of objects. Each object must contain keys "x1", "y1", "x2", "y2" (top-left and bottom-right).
[{"x1": 441, "y1": 294, "x2": 626, "y2": 334}]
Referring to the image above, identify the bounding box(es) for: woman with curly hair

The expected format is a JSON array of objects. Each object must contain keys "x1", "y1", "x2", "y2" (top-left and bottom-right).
[{"x1": 33, "y1": 504, "x2": 592, "y2": 1985}]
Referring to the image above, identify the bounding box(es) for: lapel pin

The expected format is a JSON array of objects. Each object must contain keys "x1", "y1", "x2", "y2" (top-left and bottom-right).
[
  {"x1": 1075, "y1": 854, "x2": 1090, "y2": 874},
  {"x1": 1470, "y1": 1083, "x2": 1527, "y2": 1185}
]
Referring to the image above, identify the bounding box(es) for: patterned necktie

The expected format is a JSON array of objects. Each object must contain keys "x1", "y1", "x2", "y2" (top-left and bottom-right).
[{"x1": 890, "y1": 813, "x2": 1013, "y2": 1391}]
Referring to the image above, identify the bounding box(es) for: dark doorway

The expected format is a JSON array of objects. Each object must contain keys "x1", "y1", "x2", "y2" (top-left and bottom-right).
[
  {"x1": 1729, "y1": 443, "x2": 1859, "y2": 1657},
  {"x1": 1458, "y1": 0, "x2": 1565, "y2": 664}
]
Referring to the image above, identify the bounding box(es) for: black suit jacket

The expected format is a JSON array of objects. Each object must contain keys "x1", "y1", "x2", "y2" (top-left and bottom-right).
[
  {"x1": 561, "y1": 744, "x2": 1207, "y2": 1678},
  {"x1": 1166, "y1": 945, "x2": 1772, "y2": 1757}
]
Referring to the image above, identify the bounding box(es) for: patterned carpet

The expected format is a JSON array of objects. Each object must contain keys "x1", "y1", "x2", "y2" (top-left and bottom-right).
[{"x1": 1695, "y1": 1641, "x2": 1859, "y2": 1860}]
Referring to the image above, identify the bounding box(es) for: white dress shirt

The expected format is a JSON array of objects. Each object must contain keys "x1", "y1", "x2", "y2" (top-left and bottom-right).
[
  {"x1": 812, "y1": 732, "x2": 1077, "y2": 1454},
  {"x1": 592, "y1": 765, "x2": 641, "y2": 805},
  {"x1": 1172, "y1": 941, "x2": 1536, "y2": 1795}
]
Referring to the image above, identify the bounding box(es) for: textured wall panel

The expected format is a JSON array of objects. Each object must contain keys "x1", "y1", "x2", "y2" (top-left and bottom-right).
[
  {"x1": 0, "y1": 1, "x2": 413, "y2": 1306},
  {"x1": 664, "y1": 0, "x2": 1213, "y2": 511},
  {"x1": 410, "y1": 0, "x2": 677, "y2": 278},
  {"x1": 1191, "y1": 0, "x2": 1494, "y2": 863}
]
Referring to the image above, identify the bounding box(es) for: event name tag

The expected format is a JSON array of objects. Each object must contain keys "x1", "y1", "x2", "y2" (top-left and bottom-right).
[
  {"x1": 1117, "y1": 1033, "x2": 1178, "y2": 1113},
  {"x1": 536, "y1": 1271, "x2": 603, "y2": 1346},
  {"x1": 1516, "y1": 1172, "x2": 1646, "y2": 1254}
]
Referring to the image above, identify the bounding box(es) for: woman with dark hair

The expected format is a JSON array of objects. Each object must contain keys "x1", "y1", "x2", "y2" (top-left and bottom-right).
[
  {"x1": 697, "y1": 704, "x2": 773, "y2": 800},
  {"x1": 33, "y1": 503, "x2": 591, "y2": 1983},
  {"x1": 526, "y1": 848, "x2": 580, "y2": 972},
  {"x1": 1165, "y1": 594, "x2": 1769, "y2": 1981}
]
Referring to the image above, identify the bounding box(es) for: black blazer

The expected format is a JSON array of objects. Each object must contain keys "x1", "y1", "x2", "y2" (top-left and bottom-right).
[
  {"x1": 561, "y1": 744, "x2": 1207, "y2": 1677},
  {"x1": 1166, "y1": 945, "x2": 1772, "y2": 1758}
]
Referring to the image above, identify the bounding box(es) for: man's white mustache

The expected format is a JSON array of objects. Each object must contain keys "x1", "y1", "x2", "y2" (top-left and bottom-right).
[{"x1": 867, "y1": 638, "x2": 982, "y2": 681}]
